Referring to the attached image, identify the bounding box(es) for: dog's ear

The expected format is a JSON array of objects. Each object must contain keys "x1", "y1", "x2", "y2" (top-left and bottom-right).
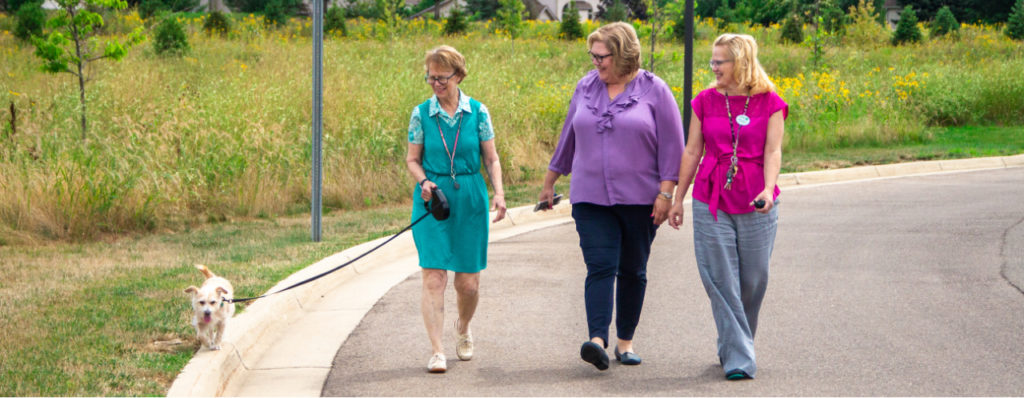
[
  {"x1": 184, "y1": 286, "x2": 198, "y2": 295},
  {"x1": 216, "y1": 286, "x2": 228, "y2": 296}
]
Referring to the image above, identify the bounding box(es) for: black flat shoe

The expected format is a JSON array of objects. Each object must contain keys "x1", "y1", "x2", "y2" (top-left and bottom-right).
[
  {"x1": 580, "y1": 342, "x2": 609, "y2": 370},
  {"x1": 614, "y1": 347, "x2": 642, "y2": 365},
  {"x1": 725, "y1": 369, "x2": 751, "y2": 380}
]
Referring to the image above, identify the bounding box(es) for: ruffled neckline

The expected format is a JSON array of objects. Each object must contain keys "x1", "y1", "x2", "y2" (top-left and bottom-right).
[{"x1": 581, "y1": 69, "x2": 658, "y2": 134}]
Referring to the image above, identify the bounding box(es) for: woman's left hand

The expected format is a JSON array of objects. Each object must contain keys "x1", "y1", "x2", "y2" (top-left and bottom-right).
[
  {"x1": 491, "y1": 194, "x2": 507, "y2": 223},
  {"x1": 751, "y1": 189, "x2": 774, "y2": 214},
  {"x1": 652, "y1": 196, "x2": 671, "y2": 225}
]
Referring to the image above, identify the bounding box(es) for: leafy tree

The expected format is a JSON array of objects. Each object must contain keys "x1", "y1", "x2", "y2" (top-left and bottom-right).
[
  {"x1": 901, "y1": 0, "x2": 1015, "y2": 24},
  {"x1": 780, "y1": 13, "x2": 803, "y2": 43},
  {"x1": 1008, "y1": 0, "x2": 1024, "y2": 40},
  {"x1": 153, "y1": 15, "x2": 189, "y2": 56},
  {"x1": 559, "y1": 1, "x2": 584, "y2": 40},
  {"x1": 31, "y1": 0, "x2": 145, "y2": 138},
  {"x1": 4, "y1": 0, "x2": 33, "y2": 12},
  {"x1": 821, "y1": 4, "x2": 847, "y2": 35},
  {"x1": 466, "y1": 0, "x2": 500, "y2": 20},
  {"x1": 203, "y1": 10, "x2": 233, "y2": 36},
  {"x1": 325, "y1": 4, "x2": 347, "y2": 36},
  {"x1": 495, "y1": 0, "x2": 525, "y2": 40},
  {"x1": 929, "y1": 5, "x2": 959, "y2": 38},
  {"x1": 14, "y1": 0, "x2": 45, "y2": 41},
  {"x1": 263, "y1": 0, "x2": 290, "y2": 27},
  {"x1": 443, "y1": 7, "x2": 468, "y2": 35},
  {"x1": 138, "y1": 0, "x2": 168, "y2": 19},
  {"x1": 891, "y1": 5, "x2": 922, "y2": 45},
  {"x1": 844, "y1": 0, "x2": 887, "y2": 47},
  {"x1": 604, "y1": 0, "x2": 629, "y2": 21},
  {"x1": 597, "y1": 0, "x2": 647, "y2": 20}
]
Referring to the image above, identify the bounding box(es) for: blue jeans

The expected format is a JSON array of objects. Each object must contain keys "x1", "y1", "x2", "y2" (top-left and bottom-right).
[{"x1": 572, "y1": 203, "x2": 658, "y2": 347}]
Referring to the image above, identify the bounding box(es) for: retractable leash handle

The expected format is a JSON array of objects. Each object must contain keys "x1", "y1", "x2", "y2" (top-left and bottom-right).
[{"x1": 228, "y1": 187, "x2": 451, "y2": 304}]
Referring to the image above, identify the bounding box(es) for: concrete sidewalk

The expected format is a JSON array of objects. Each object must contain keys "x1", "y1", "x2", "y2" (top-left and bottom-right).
[{"x1": 167, "y1": 154, "x2": 1024, "y2": 397}]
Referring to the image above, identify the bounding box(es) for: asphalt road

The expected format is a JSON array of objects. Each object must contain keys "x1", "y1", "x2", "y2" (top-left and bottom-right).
[{"x1": 322, "y1": 167, "x2": 1024, "y2": 396}]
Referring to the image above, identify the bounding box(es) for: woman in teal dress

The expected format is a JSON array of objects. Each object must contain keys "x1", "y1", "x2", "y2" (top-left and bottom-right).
[{"x1": 405, "y1": 45, "x2": 507, "y2": 374}]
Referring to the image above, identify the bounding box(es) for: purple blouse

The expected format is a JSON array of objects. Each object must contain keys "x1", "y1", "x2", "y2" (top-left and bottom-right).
[
  {"x1": 548, "y1": 69, "x2": 685, "y2": 206},
  {"x1": 691, "y1": 88, "x2": 788, "y2": 219}
]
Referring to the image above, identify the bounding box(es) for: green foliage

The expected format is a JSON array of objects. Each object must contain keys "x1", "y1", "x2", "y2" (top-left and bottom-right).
[
  {"x1": 14, "y1": 0, "x2": 45, "y2": 41},
  {"x1": 4, "y1": 0, "x2": 34, "y2": 12},
  {"x1": 30, "y1": 0, "x2": 145, "y2": 136},
  {"x1": 604, "y1": 0, "x2": 629, "y2": 21},
  {"x1": 325, "y1": 5, "x2": 347, "y2": 36},
  {"x1": 844, "y1": 0, "x2": 888, "y2": 47},
  {"x1": 1008, "y1": 0, "x2": 1024, "y2": 40},
  {"x1": 466, "y1": 0, "x2": 499, "y2": 20},
  {"x1": 891, "y1": 5, "x2": 922, "y2": 45},
  {"x1": 263, "y1": 0, "x2": 290, "y2": 27},
  {"x1": 153, "y1": 15, "x2": 189, "y2": 55},
  {"x1": 821, "y1": 5, "x2": 847, "y2": 35},
  {"x1": 559, "y1": 1, "x2": 584, "y2": 40},
  {"x1": 443, "y1": 7, "x2": 468, "y2": 35},
  {"x1": 929, "y1": 6, "x2": 959, "y2": 38},
  {"x1": 780, "y1": 14, "x2": 803, "y2": 43},
  {"x1": 203, "y1": 10, "x2": 232, "y2": 36},
  {"x1": 495, "y1": 0, "x2": 525, "y2": 39},
  {"x1": 138, "y1": 0, "x2": 167, "y2": 20}
]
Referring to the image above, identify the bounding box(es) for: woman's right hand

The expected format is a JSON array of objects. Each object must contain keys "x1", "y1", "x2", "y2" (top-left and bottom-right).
[
  {"x1": 667, "y1": 202, "x2": 685, "y2": 230},
  {"x1": 420, "y1": 180, "x2": 436, "y2": 202}
]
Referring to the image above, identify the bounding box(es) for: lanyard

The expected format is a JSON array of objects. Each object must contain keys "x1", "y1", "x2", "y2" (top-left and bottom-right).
[
  {"x1": 724, "y1": 91, "x2": 750, "y2": 190},
  {"x1": 435, "y1": 111, "x2": 463, "y2": 189}
]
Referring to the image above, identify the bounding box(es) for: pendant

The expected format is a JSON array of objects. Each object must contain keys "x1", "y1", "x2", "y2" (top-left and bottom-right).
[
  {"x1": 452, "y1": 178, "x2": 460, "y2": 190},
  {"x1": 736, "y1": 115, "x2": 750, "y2": 126}
]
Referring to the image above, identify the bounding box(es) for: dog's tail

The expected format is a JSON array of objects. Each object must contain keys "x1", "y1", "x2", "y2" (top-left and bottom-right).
[{"x1": 196, "y1": 264, "x2": 215, "y2": 279}]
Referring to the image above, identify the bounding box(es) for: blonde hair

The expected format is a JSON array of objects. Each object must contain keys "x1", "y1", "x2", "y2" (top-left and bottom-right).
[
  {"x1": 424, "y1": 45, "x2": 467, "y2": 79},
  {"x1": 710, "y1": 33, "x2": 776, "y2": 95},
  {"x1": 587, "y1": 22, "x2": 641, "y2": 77}
]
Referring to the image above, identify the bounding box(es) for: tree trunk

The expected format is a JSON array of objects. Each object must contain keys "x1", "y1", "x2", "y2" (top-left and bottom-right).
[{"x1": 68, "y1": 6, "x2": 88, "y2": 139}]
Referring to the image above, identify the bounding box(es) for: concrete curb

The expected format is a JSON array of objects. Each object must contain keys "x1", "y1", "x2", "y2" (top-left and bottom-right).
[{"x1": 167, "y1": 154, "x2": 1023, "y2": 397}]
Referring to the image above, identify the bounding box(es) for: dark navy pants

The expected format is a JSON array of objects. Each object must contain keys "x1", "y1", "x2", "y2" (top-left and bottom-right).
[{"x1": 572, "y1": 202, "x2": 658, "y2": 347}]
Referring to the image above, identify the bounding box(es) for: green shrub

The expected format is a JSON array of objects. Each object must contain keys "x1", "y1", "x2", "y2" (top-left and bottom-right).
[
  {"x1": 264, "y1": 0, "x2": 291, "y2": 28},
  {"x1": 559, "y1": 1, "x2": 584, "y2": 40},
  {"x1": 203, "y1": 10, "x2": 232, "y2": 35},
  {"x1": 605, "y1": 0, "x2": 628, "y2": 22},
  {"x1": 443, "y1": 7, "x2": 468, "y2": 36},
  {"x1": 14, "y1": 0, "x2": 45, "y2": 41},
  {"x1": 844, "y1": 0, "x2": 888, "y2": 48},
  {"x1": 138, "y1": 0, "x2": 168, "y2": 20},
  {"x1": 891, "y1": 5, "x2": 922, "y2": 45},
  {"x1": 929, "y1": 6, "x2": 958, "y2": 38},
  {"x1": 1008, "y1": 0, "x2": 1024, "y2": 41},
  {"x1": 153, "y1": 16, "x2": 189, "y2": 56},
  {"x1": 780, "y1": 14, "x2": 803, "y2": 44},
  {"x1": 325, "y1": 5, "x2": 347, "y2": 36},
  {"x1": 821, "y1": 6, "x2": 847, "y2": 35}
]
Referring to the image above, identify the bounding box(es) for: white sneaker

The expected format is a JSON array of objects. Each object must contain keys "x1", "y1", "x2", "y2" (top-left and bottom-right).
[
  {"x1": 455, "y1": 319, "x2": 474, "y2": 361},
  {"x1": 427, "y1": 353, "x2": 446, "y2": 373}
]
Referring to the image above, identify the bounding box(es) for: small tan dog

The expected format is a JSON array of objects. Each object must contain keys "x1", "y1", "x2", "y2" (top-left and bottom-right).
[{"x1": 184, "y1": 264, "x2": 235, "y2": 350}]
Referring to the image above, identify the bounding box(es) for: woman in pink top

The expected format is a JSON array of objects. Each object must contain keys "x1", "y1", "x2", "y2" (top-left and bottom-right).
[{"x1": 667, "y1": 33, "x2": 787, "y2": 380}]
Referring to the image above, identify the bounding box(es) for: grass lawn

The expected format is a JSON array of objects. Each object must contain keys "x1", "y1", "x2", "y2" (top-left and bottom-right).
[{"x1": 0, "y1": 125, "x2": 1021, "y2": 396}]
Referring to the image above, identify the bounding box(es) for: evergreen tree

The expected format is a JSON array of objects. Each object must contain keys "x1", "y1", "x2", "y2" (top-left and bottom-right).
[
  {"x1": 443, "y1": 7, "x2": 468, "y2": 35},
  {"x1": 325, "y1": 5, "x2": 348, "y2": 36},
  {"x1": 466, "y1": 0, "x2": 500, "y2": 20},
  {"x1": 495, "y1": 0, "x2": 525, "y2": 39},
  {"x1": 780, "y1": 13, "x2": 804, "y2": 43},
  {"x1": 929, "y1": 5, "x2": 959, "y2": 38},
  {"x1": 153, "y1": 15, "x2": 189, "y2": 56},
  {"x1": 891, "y1": 5, "x2": 922, "y2": 45},
  {"x1": 1007, "y1": 0, "x2": 1024, "y2": 40},
  {"x1": 559, "y1": 1, "x2": 585, "y2": 40},
  {"x1": 605, "y1": 0, "x2": 628, "y2": 21}
]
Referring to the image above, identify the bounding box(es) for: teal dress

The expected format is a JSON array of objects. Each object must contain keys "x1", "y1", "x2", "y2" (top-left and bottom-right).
[{"x1": 408, "y1": 92, "x2": 494, "y2": 273}]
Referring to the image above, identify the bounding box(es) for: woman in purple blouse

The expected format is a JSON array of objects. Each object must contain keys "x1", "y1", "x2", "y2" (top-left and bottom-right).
[
  {"x1": 538, "y1": 22, "x2": 684, "y2": 371},
  {"x1": 667, "y1": 34, "x2": 788, "y2": 380}
]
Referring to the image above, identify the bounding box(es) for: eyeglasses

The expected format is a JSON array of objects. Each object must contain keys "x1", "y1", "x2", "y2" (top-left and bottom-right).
[
  {"x1": 424, "y1": 72, "x2": 457, "y2": 85},
  {"x1": 589, "y1": 51, "x2": 613, "y2": 63},
  {"x1": 709, "y1": 59, "x2": 733, "y2": 69}
]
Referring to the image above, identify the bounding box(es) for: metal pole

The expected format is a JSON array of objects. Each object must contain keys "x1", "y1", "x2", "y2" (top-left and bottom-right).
[
  {"x1": 683, "y1": 0, "x2": 694, "y2": 142},
  {"x1": 311, "y1": 0, "x2": 324, "y2": 242}
]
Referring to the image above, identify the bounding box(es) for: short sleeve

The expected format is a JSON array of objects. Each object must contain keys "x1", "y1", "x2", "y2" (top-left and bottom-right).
[
  {"x1": 691, "y1": 89, "x2": 706, "y2": 122},
  {"x1": 407, "y1": 107, "x2": 423, "y2": 144},
  {"x1": 770, "y1": 92, "x2": 789, "y2": 120},
  {"x1": 477, "y1": 103, "x2": 495, "y2": 142}
]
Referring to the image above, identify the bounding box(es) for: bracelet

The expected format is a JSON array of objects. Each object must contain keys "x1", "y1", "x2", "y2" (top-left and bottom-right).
[
  {"x1": 657, "y1": 191, "x2": 673, "y2": 200},
  {"x1": 418, "y1": 178, "x2": 429, "y2": 187}
]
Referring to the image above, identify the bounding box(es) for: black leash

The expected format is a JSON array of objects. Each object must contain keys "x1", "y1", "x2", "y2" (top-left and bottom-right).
[{"x1": 227, "y1": 187, "x2": 450, "y2": 304}]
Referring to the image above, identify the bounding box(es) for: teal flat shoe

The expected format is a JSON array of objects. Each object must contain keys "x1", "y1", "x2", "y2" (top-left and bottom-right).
[
  {"x1": 614, "y1": 347, "x2": 642, "y2": 365},
  {"x1": 725, "y1": 369, "x2": 751, "y2": 380}
]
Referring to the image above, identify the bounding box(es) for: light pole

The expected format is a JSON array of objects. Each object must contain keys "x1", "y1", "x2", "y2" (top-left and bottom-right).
[{"x1": 311, "y1": 0, "x2": 324, "y2": 242}]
